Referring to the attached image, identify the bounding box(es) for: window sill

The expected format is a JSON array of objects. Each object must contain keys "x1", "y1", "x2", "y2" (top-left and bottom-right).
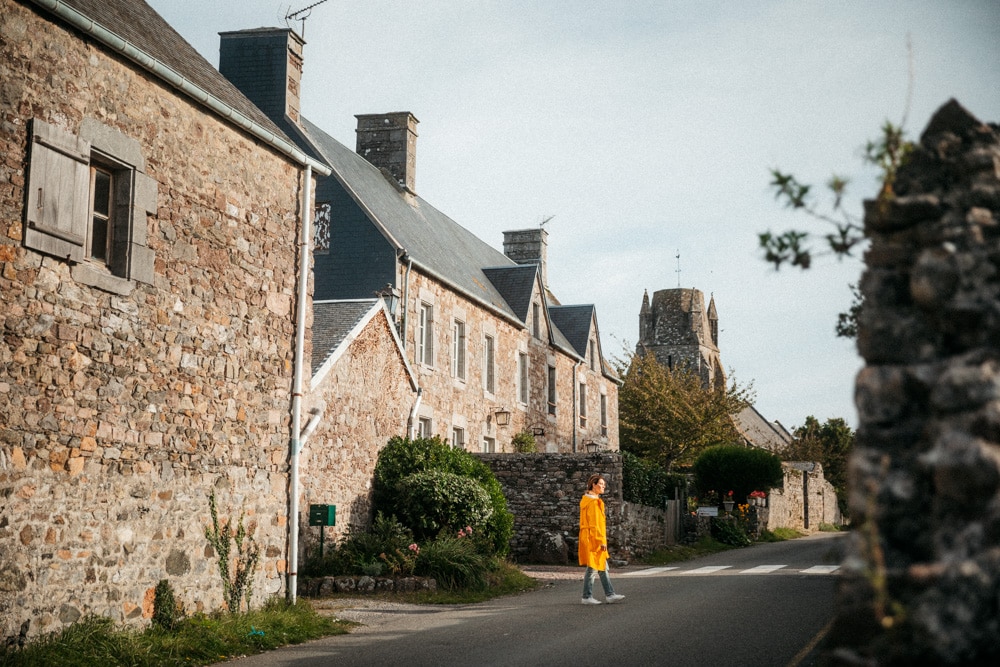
[{"x1": 72, "y1": 263, "x2": 133, "y2": 296}]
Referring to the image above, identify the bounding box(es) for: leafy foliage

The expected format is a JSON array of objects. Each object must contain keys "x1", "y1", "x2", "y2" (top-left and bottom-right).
[
  {"x1": 692, "y1": 445, "x2": 784, "y2": 505},
  {"x1": 711, "y1": 516, "x2": 752, "y2": 547},
  {"x1": 511, "y1": 430, "x2": 537, "y2": 453},
  {"x1": 414, "y1": 534, "x2": 494, "y2": 590},
  {"x1": 393, "y1": 470, "x2": 493, "y2": 540},
  {"x1": 621, "y1": 450, "x2": 688, "y2": 506},
  {"x1": 152, "y1": 579, "x2": 179, "y2": 631},
  {"x1": 205, "y1": 492, "x2": 261, "y2": 614},
  {"x1": 305, "y1": 512, "x2": 414, "y2": 577},
  {"x1": 616, "y1": 352, "x2": 753, "y2": 471},
  {"x1": 781, "y1": 416, "x2": 854, "y2": 517},
  {"x1": 373, "y1": 436, "x2": 513, "y2": 555}
]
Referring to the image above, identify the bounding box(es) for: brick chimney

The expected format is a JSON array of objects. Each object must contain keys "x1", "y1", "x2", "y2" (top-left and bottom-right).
[
  {"x1": 503, "y1": 228, "x2": 548, "y2": 288},
  {"x1": 219, "y1": 28, "x2": 304, "y2": 126},
  {"x1": 355, "y1": 113, "x2": 419, "y2": 193}
]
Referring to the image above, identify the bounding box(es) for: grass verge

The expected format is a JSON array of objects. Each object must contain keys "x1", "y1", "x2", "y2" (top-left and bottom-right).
[{"x1": 0, "y1": 598, "x2": 351, "y2": 667}]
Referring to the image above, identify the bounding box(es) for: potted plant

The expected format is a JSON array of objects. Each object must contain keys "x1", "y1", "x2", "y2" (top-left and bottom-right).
[{"x1": 723, "y1": 490, "x2": 735, "y2": 512}]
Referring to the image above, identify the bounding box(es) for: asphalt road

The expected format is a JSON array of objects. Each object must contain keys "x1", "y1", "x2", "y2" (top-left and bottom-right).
[{"x1": 220, "y1": 532, "x2": 846, "y2": 667}]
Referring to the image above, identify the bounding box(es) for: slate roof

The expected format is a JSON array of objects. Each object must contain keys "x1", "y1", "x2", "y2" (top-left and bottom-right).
[
  {"x1": 481, "y1": 265, "x2": 538, "y2": 321},
  {"x1": 300, "y1": 116, "x2": 523, "y2": 323},
  {"x1": 48, "y1": 1, "x2": 291, "y2": 146},
  {"x1": 548, "y1": 305, "x2": 596, "y2": 358},
  {"x1": 311, "y1": 299, "x2": 380, "y2": 374},
  {"x1": 732, "y1": 405, "x2": 793, "y2": 452}
]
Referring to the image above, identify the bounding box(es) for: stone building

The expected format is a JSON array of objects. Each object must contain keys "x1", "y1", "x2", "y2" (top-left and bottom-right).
[
  {"x1": 217, "y1": 28, "x2": 621, "y2": 456},
  {"x1": 0, "y1": 0, "x2": 335, "y2": 637},
  {"x1": 637, "y1": 287, "x2": 725, "y2": 391}
]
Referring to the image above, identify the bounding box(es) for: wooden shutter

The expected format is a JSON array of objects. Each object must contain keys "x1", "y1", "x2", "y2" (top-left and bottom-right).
[{"x1": 24, "y1": 119, "x2": 90, "y2": 262}]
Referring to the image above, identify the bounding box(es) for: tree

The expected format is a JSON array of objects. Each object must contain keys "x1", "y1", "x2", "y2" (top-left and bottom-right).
[
  {"x1": 781, "y1": 416, "x2": 854, "y2": 516},
  {"x1": 759, "y1": 122, "x2": 912, "y2": 337},
  {"x1": 616, "y1": 352, "x2": 753, "y2": 471}
]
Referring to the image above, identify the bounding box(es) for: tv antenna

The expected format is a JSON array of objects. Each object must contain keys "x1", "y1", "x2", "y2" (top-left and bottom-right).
[
  {"x1": 675, "y1": 250, "x2": 681, "y2": 287},
  {"x1": 539, "y1": 215, "x2": 555, "y2": 228},
  {"x1": 285, "y1": 0, "x2": 330, "y2": 39}
]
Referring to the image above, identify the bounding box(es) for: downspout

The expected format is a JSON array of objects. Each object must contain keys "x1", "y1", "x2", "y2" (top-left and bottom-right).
[
  {"x1": 400, "y1": 257, "x2": 413, "y2": 349},
  {"x1": 572, "y1": 360, "x2": 583, "y2": 452},
  {"x1": 288, "y1": 164, "x2": 313, "y2": 604},
  {"x1": 406, "y1": 388, "x2": 423, "y2": 439}
]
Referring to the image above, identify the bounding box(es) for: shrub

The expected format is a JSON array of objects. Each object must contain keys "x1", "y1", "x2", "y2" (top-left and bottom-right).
[
  {"x1": 205, "y1": 492, "x2": 261, "y2": 613},
  {"x1": 415, "y1": 535, "x2": 493, "y2": 590},
  {"x1": 373, "y1": 436, "x2": 514, "y2": 555},
  {"x1": 511, "y1": 430, "x2": 537, "y2": 453},
  {"x1": 622, "y1": 450, "x2": 688, "y2": 506},
  {"x1": 306, "y1": 513, "x2": 413, "y2": 576},
  {"x1": 692, "y1": 445, "x2": 784, "y2": 505},
  {"x1": 151, "y1": 579, "x2": 179, "y2": 631},
  {"x1": 394, "y1": 470, "x2": 493, "y2": 540},
  {"x1": 711, "y1": 517, "x2": 751, "y2": 547}
]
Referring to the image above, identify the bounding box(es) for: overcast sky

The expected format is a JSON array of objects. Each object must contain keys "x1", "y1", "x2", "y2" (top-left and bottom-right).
[{"x1": 147, "y1": 0, "x2": 999, "y2": 431}]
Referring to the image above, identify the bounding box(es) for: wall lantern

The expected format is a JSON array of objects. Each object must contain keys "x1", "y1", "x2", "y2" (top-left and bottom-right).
[
  {"x1": 493, "y1": 407, "x2": 511, "y2": 427},
  {"x1": 532, "y1": 427, "x2": 545, "y2": 437},
  {"x1": 375, "y1": 283, "x2": 401, "y2": 319},
  {"x1": 584, "y1": 441, "x2": 600, "y2": 453}
]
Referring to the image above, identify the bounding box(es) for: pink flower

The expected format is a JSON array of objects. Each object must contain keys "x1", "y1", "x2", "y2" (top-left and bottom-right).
[{"x1": 408, "y1": 543, "x2": 420, "y2": 554}]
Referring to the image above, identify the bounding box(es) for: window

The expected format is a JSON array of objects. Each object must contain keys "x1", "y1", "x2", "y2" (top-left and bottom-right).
[
  {"x1": 451, "y1": 319, "x2": 466, "y2": 380},
  {"x1": 600, "y1": 393, "x2": 608, "y2": 437},
  {"x1": 451, "y1": 427, "x2": 465, "y2": 450},
  {"x1": 579, "y1": 382, "x2": 587, "y2": 428},
  {"x1": 482, "y1": 436, "x2": 496, "y2": 453},
  {"x1": 532, "y1": 303, "x2": 541, "y2": 339},
  {"x1": 24, "y1": 118, "x2": 156, "y2": 293},
  {"x1": 418, "y1": 302, "x2": 434, "y2": 366},
  {"x1": 418, "y1": 417, "x2": 432, "y2": 439},
  {"x1": 589, "y1": 339, "x2": 597, "y2": 371},
  {"x1": 313, "y1": 201, "x2": 331, "y2": 254},
  {"x1": 483, "y1": 334, "x2": 495, "y2": 394},
  {"x1": 547, "y1": 365, "x2": 557, "y2": 415},
  {"x1": 518, "y1": 352, "x2": 529, "y2": 405}
]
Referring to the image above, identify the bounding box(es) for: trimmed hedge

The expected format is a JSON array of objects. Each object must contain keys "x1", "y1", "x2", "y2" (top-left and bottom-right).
[
  {"x1": 692, "y1": 445, "x2": 784, "y2": 504},
  {"x1": 622, "y1": 450, "x2": 688, "y2": 506}
]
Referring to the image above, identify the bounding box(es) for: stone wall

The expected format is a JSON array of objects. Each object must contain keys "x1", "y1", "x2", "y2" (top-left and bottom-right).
[
  {"x1": 0, "y1": 0, "x2": 307, "y2": 638},
  {"x1": 479, "y1": 452, "x2": 672, "y2": 562},
  {"x1": 829, "y1": 100, "x2": 1000, "y2": 664},
  {"x1": 767, "y1": 462, "x2": 842, "y2": 531}
]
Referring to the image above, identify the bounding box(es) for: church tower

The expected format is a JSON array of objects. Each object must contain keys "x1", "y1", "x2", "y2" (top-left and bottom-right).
[{"x1": 636, "y1": 287, "x2": 726, "y2": 391}]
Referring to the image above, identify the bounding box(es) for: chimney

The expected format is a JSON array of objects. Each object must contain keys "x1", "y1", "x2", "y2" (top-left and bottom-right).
[
  {"x1": 219, "y1": 28, "x2": 304, "y2": 126},
  {"x1": 355, "y1": 113, "x2": 419, "y2": 193},
  {"x1": 503, "y1": 228, "x2": 548, "y2": 288}
]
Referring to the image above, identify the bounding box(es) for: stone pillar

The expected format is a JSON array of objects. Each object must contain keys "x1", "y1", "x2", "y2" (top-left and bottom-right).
[{"x1": 829, "y1": 100, "x2": 1000, "y2": 664}]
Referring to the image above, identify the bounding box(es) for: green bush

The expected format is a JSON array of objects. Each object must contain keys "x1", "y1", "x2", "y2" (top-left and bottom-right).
[
  {"x1": 511, "y1": 430, "x2": 537, "y2": 453},
  {"x1": 711, "y1": 517, "x2": 752, "y2": 547},
  {"x1": 394, "y1": 470, "x2": 493, "y2": 540},
  {"x1": 692, "y1": 445, "x2": 784, "y2": 504},
  {"x1": 151, "y1": 579, "x2": 179, "y2": 631},
  {"x1": 306, "y1": 513, "x2": 414, "y2": 576},
  {"x1": 373, "y1": 436, "x2": 514, "y2": 555},
  {"x1": 415, "y1": 535, "x2": 493, "y2": 590},
  {"x1": 622, "y1": 450, "x2": 688, "y2": 506}
]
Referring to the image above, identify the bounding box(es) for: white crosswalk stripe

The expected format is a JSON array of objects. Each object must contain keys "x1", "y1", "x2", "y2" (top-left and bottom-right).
[{"x1": 622, "y1": 564, "x2": 840, "y2": 577}]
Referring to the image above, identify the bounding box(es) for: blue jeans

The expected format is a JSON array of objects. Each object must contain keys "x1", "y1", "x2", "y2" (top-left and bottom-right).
[{"x1": 582, "y1": 566, "x2": 615, "y2": 598}]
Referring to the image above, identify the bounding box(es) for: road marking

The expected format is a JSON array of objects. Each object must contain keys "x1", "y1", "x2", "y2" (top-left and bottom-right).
[
  {"x1": 741, "y1": 565, "x2": 787, "y2": 574},
  {"x1": 800, "y1": 565, "x2": 840, "y2": 574},
  {"x1": 679, "y1": 566, "x2": 731, "y2": 575},
  {"x1": 622, "y1": 566, "x2": 679, "y2": 576}
]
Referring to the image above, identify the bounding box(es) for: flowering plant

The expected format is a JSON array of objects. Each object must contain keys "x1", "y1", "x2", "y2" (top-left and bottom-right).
[
  {"x1": 749, "y1": 490, "x2": 766, "y2": 499},
  {"x1": 456, "y1": 526, "x2": 473, "y2": 539},
  {"x1": 726, "y1": 490, "x2": 734, "y2": 498}
]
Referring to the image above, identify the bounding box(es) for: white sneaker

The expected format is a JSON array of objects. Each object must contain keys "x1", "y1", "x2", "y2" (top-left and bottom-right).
[
  {"x1": 606, "y1": 594, "x2": 626, "y2": 603},
  {"x1": 581, "y1": 597, "x2": 602, "y2": 605}
]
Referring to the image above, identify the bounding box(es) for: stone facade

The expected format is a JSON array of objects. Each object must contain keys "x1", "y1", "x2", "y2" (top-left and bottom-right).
[
  {"x1": 829, "y1": 101, "x2": 1000, "y2": 664},
  {"x1": 637, "y1": 287, "x2": 725, "y2": 391},
  {"x1": 0, "y1": 0, "x2": 318, "y2": 638},
  {"x1": 766, "y1": 462, "x2": 842, "y2": 531}
]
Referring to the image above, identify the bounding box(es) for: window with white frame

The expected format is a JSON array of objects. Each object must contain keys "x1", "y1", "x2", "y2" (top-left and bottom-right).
[
  {"x1": 418, "y1": 302, "x2": 434, "y2": 366},
  {"x1": 451, "y1": 319, "x2": 466, "y2": 380},
  {"x1": 483, "y1": 334, "x2": 496, "y2": 394},
  {"x1": 547, "y1": 365, "x2": 557, "y2": 415},
  {"x1": 418, "y1": 417, "x2": 432, "y2": 439},
  {"x1": 24, "y1": 118, "x2": 156, "y2": 291},
  {"x1": 579, "y1": 382, "x2": 587, "y2": 428},
  {"x1": 517, "y1": 352, "x2": 529, "y2": 405},
  {"x1": 600, "y1": 392, "x2": 608, "y2": 436},
  {"x1": 452, "y1": 427, "x2": 465, "y2": 450},
  {"x1": 482, "y1": 436, "x2": 496, "y2": 453}
]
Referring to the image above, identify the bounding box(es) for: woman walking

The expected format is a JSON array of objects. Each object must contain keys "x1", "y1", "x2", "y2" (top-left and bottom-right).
[{"x1": 579, "y1": 473, "x2": 625, "y2": 604}]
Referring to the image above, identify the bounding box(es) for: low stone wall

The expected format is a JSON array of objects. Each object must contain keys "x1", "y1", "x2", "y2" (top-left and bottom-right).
[
  {"x1": 767, "y1": 462, "x2": 842, "y2": 531},
  {"x1": 298, "y1": 575, "x2": 436, "y2": 597}
]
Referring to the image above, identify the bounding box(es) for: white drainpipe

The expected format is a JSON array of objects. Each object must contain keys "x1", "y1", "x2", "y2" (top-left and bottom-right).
[{"x1": 288, "y1": 164, "x2": 313, "y2": 604}]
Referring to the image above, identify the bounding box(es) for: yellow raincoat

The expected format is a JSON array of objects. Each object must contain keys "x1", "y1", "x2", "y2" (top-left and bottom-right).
[{"x1": 578, "y1": 493, "x2": 608, "y2": 570}]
